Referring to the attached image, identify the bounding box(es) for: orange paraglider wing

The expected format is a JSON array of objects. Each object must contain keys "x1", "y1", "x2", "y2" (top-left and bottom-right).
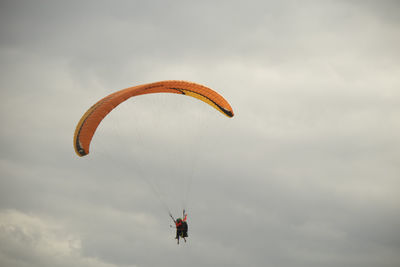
[{"x1": 73, "y1": 80, "x2": 234, "y2": 157}]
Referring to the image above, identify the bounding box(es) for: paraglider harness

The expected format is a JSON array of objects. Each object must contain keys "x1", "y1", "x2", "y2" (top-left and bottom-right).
[{"x1": 170, "y1": 210, "x2": 188, "y2": 244}]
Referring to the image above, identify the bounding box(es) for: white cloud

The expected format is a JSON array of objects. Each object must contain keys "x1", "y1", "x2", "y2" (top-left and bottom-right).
[{"x1": 0, "y1": 209, "x2": 130, "y2": 267}]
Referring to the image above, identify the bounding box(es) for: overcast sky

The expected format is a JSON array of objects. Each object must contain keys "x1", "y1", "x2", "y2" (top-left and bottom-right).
[{"x1": 1, "y1": 1, "x2": 400, "y2": 266}]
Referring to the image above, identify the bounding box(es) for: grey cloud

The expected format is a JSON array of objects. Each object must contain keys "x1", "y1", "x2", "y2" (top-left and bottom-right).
[{"x1": 1, "y1": 1, "x2": 400, "y2": 267}]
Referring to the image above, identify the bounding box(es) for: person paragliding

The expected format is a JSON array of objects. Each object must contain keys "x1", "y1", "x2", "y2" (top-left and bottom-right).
[
  {"x1": 73, "y1": 80, "x2": 234, "y2": 243},
  {"x1": 170, "y1": 210, "x2": 188, "y2": 244}
]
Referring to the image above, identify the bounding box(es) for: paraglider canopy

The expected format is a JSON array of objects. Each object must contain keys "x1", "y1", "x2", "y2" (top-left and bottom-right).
[{"x1": 73, "y1": 80, "x2": 234, "y2": 157}]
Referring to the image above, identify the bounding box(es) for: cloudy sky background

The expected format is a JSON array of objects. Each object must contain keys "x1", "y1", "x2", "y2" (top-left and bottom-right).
[{"x1": 1, "y1": 0, "x2": 400, "y2": 266}]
